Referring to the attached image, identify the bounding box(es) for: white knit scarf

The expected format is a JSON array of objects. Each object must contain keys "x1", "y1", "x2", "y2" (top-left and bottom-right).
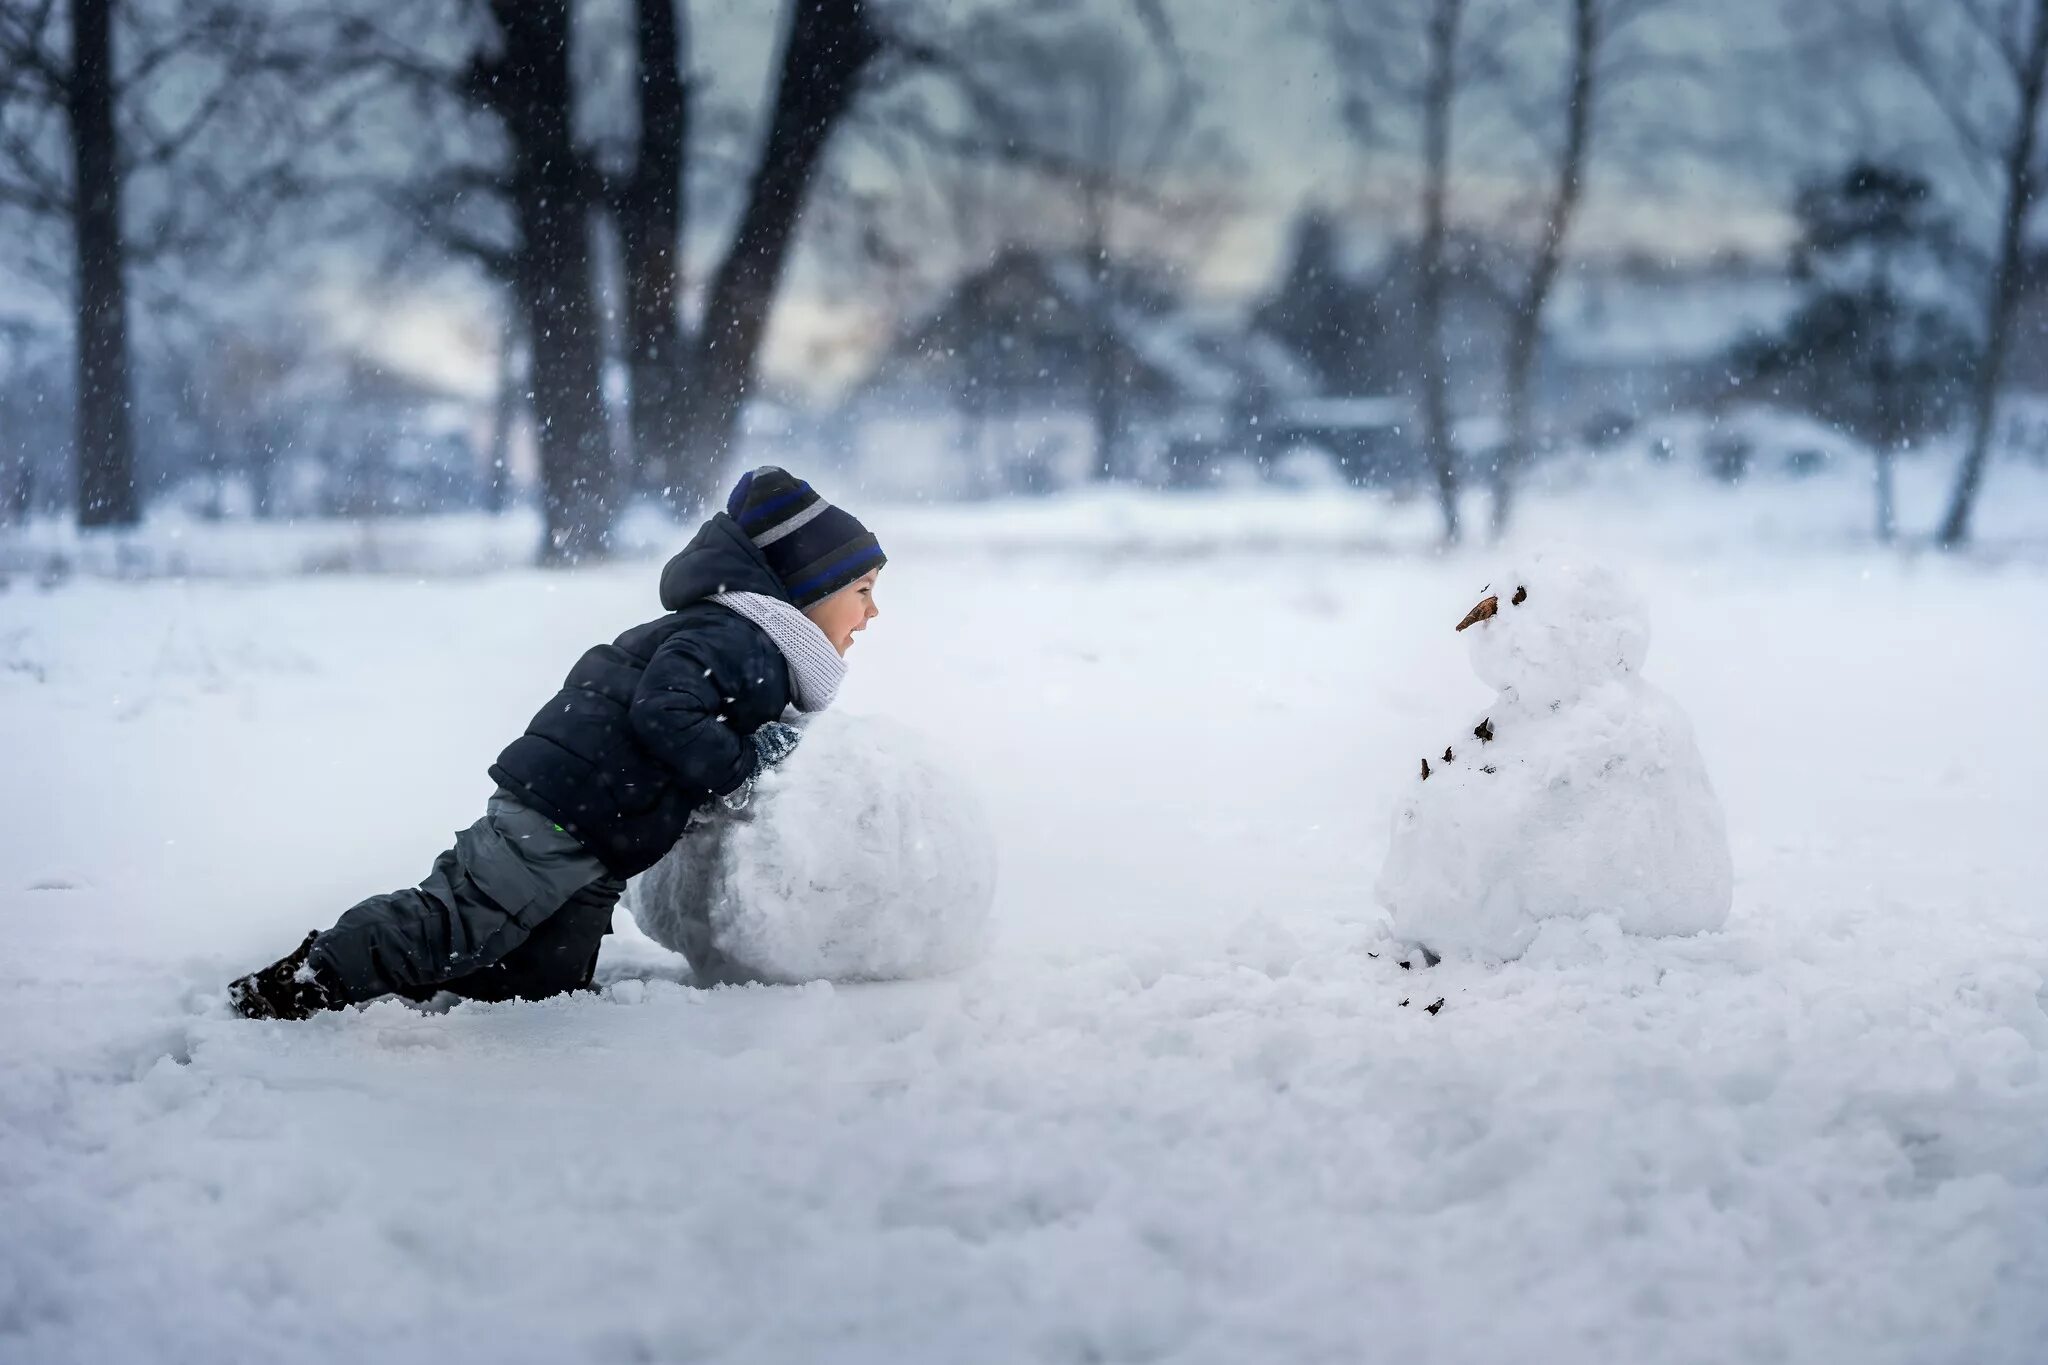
[{"x1": 712, "y1": 591, "x2": 847, "y2": 713}]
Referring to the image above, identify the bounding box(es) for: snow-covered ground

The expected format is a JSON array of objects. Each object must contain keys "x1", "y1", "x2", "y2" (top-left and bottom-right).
[
  {"x1": 5, "y1": 482, "x2": 2048, "y2": 1362},
  {"x1": 8, "y1": 442, "x2": 2048, "y2": 581}
]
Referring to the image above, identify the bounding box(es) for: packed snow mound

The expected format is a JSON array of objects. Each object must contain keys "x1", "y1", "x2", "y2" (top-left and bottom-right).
[
  {"x1": 631, "y1": 712, "x2": 998, "y2": 984},
  {"x1": 1378, "y1": 556, "x2": 1733, "y2": 961}
]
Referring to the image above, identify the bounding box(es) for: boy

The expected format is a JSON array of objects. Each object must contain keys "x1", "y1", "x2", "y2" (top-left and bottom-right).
[{"x1": 228, "y1": 467, "x2": 884, "y2": 1019}]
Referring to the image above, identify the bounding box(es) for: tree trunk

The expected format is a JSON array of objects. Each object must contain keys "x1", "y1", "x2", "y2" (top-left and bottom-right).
[
  {"x1": 483, "y1": 313, "x2": 524, "y2": 514},
  {"x1": 1415, "y1": 0, "x2": 1464, "y2": 543},
  {"x1": 487, "y1": 0, "x2": 616, "y2": 563},
  {"x1": 68, "y1": 0, "x2": 138, "y2": 529},
  {"x1": 1939, "y1": 0, "x2": 2048, "y2": 549},
  {"x1": 1874, "y1": 445, "x2": 1897, "y2": 542},
  {"x1": 1082, "y1": 197, "x2": 1126, "y2": 481},
  {"x1": 1496, "y1": 332, "x2": 1538, "y2": 533},
  {"x1": 2, "y1": 453, "x2": 27, "y2": 523},
  {"x1": 249, "y1": 434, "x2": 277, "y2": 519},
  {"x1": 1491, "y1": 0, "x2": 1596, "y2": 540},
  {"x1": 617, "y1": 0, "x2": 690, "y2": 498},
  {"x1": 1871, "y1": 259, "x2": 1901, "y2": 546},
  {"x1": 958, "y1": 294, "x2": 997, "y2": 498},
  {"x1": 676, "y1": 0, "x2": 880, "y2": 512}
]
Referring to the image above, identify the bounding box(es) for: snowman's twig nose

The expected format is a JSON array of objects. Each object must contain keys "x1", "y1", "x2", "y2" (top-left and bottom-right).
[{"x1": 1456, "y1": 596, "x2": 1499, "y2": 631}]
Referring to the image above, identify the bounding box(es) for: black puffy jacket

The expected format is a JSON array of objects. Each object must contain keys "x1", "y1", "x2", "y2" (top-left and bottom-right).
[{"x1": 489, "y1": 514, "x2": 793, "y2": 877}]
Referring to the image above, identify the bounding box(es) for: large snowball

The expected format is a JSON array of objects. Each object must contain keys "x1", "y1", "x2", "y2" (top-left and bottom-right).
[
  {"x1": 630, "y1": 712, "x2": 998, "y2": 984},
  {"x1": 1377, "y1": 557, "x2": 1733, "y2": 961}
]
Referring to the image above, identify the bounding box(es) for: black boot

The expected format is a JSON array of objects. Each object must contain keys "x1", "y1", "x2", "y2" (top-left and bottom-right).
[{"x1": 228, "y1": 931, "x2": 347, "y2": 1020}]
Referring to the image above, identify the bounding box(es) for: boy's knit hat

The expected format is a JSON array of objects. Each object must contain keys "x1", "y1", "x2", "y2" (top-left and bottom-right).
[{"x1": 725, "y1": 466, "x2": 885, "y2": 609}]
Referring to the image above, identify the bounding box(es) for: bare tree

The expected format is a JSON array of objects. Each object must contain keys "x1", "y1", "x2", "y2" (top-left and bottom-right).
[
  {"x1": 0, "y1": 315, "x2": 41, "y2": 523},
  {"x1": 324, "y1": 0, "x2": 617, "y2": 558},
  {"x1": 481, "y1": 308, "x2": 525, "y2": 514},
  {"x1": 835, "y1": 84, "x2": 1065, "y2": 494},
  {"x1": 67, "y1": 0, "x2": 131, "y2": 525},
  {"x1": 1, "y1": 0, "x2": 139, "y2": 527},
  {"x1": 676, "y1": 0, "x2": 880, "y2": 510},
  {"x1": 593, "y1": 0, "x2": 883, "y2": 512},
  {"x1": 1489, "y1": 0, "x2": 1594, "y2": 539},
  {"x1": 1323, "y1": 0, "x2": 1471, "y2": 541},
  {"x1": 891, "y1": 0, "x2": 1234, "y2": 483},
  {"x1": 609, "y1": 0, "x2": 690, "y2": 500},
  {"x1": 478, "y1": 0, "x2": 616, "y2": 562},
  {"x1": 1889, "y1": 0, "x2": 2048, "y2": 547},
  {"x1": 313, "y1": 0, "x2": 883, "y2": 543},
  {"x1": 1487, "y1": 0, "x2": 1691, "y2": 537},
  {"x1": 1734, "y1": 161, "x2": 1977, "y2": 543},
  {"x1": 0, "y1": 0, "x2": 377, "y2": 529}
]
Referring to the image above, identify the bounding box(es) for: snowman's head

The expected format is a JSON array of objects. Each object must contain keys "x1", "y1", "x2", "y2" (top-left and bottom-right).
[{"x1": 1456, "y1": 558, "x2": 1650, "y2": 700}]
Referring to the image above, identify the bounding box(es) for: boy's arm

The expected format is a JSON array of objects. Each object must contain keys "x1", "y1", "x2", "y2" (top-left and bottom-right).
[{"x1": 629, "y1": 633, "x2": 757, "y2": 796}]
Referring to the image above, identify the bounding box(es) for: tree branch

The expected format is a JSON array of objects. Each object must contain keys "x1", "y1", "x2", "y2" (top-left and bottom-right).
[
  {"x1": 1889, "y1": 0, "x2": 2003, "y2": 165},
  {"x1": 0, "y1": 0, "x2": 66, "y2": 100}
]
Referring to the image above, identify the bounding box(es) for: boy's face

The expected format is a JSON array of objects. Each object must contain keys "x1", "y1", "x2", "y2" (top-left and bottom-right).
[{"x1": 803, "y1": 569, "x2": 882, "y2": 656}]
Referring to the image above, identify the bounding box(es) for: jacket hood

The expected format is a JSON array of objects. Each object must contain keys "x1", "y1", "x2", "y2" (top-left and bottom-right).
[{"x1": 658, "y1": 513, "x2": 790, "y2": 610}]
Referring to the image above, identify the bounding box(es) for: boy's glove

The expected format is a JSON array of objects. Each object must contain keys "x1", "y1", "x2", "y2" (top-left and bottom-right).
[
  {"x1": 720, "y1": 721, "x2": 803, "y2": 812},
  {"x1": 752, "y1": 721, "x2": 803, "y2": 771}
]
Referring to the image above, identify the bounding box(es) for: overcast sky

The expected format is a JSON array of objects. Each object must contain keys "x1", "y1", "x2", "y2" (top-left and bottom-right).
[
  {"x1": 664, "y1": 0, "x2": 1954, "y2": 394},
  {"x1": 2, "y1": 0, "x2": 1971, "y2": 401},
  {"x1": 707, "y1": 0, "x2": 1892, "y2": 263}
]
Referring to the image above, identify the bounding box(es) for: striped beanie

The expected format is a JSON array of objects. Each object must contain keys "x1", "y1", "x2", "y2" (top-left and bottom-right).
[{"x1": 725, "y1": 467, "x2": 886, "y2": 609}]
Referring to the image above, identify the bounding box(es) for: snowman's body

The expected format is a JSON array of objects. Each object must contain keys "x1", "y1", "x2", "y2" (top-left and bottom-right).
[
  {"x1": 630, "y1": 712, "x2": 997, "y2": 984},
  {"x1": 1377, "y1": 561, "x2": 1733, "y2": 961}
]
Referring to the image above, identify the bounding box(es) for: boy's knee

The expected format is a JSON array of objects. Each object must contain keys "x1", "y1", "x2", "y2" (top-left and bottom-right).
[
  {"x1": 316, "y1": 873, "x2": 521, "y2": 1001},
  {"x1": 444, "y1": 880, "x2": 619, "y2": 1003}
]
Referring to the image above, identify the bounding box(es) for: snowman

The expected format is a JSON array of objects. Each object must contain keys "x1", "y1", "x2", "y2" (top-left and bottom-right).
[
  {"x1": 1376, "y1": 557, "x2": 1733, "y2": 962},
  {"x1": 630, "y1": 711, "x2": 998, "y2": 985}
]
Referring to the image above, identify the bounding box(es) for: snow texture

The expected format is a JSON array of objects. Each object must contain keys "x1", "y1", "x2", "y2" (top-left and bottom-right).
[
  {"x1": 5, "y1": 476, "x2": 2048, "y2": 1364},
  {"x1": 631, "y1": 711, "x2": 998, "y2": 984},
  {"x1": 1379, "y1": 558, "x2": 1733, "y2": 960}
]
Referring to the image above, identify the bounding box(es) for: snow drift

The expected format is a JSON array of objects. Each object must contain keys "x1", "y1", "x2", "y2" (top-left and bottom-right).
[
  {"x1": 630, "y1": 711, "x2": 998, "y2": 984},
  {"x1": 1377, "y1": 557, "x2": 1734, "y2": 960}
]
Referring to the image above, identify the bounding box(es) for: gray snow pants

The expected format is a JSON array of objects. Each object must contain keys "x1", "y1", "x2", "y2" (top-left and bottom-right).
[{"x1": 309, "y1": 788, "x2": 625, "y2": 1005}]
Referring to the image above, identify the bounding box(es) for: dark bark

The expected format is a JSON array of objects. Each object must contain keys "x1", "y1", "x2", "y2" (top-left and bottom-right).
[
  {"x1": 2, "y1": 454, "x2": 28, "y2": 523},
  {"x1": 1491, "y1": 0, "x2": 1596, "y2": 540},
  {"x1": 675, "y1": 0, "x2": 880, "y2": 512},
  {"x1": 249, "y1": 437, "x2": 277, "y2": 519},
  {"x1": 1873, "y1": 446, "x2": 1897, "y2": 541},
  {"x1": 68, "y1": 0, "x2": 138, "y2": 529},
  {"x1": 1415, "y1": 0, "x2": 1464, "y2": 543},
  {"x1": 1939, "y1": 0, "x2": 2048, "y2": 548},
  {"x1": 483, "y1": 312, "x2": 524, "y2": 514},
  {"x1": 484, "y1": 0, "x2": 616, "y2": 562},
  {"x1": 616, "y1": 0, "x2": 690, "y2": 496},
  {"x1": 1871, "y1": 253, "x2": 1901, "y2": 544},
  {"x1": 1082, "y1": 200, "x2": 1127, "y2": 481}
]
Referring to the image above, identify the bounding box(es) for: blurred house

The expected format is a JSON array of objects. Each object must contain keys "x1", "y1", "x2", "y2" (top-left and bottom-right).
[
  {"x1": 847, "y1": 246, "x2": 1313, "y2": 496},
  {"x1": 1249, "y1": 216, "x2": 1540, "y2": 485},
  {"x1": 1250, "y1": 211, "x2": 1809, "y2": 472},
  {"x1": 316, "y1": 358, "x2": 490, "y2": 516},
  {"x1": 145, "y1": 350, "x2": 493, "y2": 521},
  {"x1": 1255, "y1": 395, "x2": 1419, "y2": 488},
  {"x1": 1254, "y1": 214, "x2": 1517, "y2": 411},
  {"x1": 1543, "y1": 255, "x2": 1801, "y2": 436}
]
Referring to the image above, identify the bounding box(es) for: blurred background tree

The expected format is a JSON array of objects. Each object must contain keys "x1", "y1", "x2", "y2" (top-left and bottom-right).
[
  {"x1": 3, "y1": 0, "x2": 2046, "y2": 563},
  {"x1": 1734, "y1": 161, "x2": 1978, "y2": 541}
]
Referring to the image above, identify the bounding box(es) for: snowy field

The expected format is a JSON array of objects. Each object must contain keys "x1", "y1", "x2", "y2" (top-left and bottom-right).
[{"x1": 5, "y1": 474, "x2": 2048, "y2": 1363}]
